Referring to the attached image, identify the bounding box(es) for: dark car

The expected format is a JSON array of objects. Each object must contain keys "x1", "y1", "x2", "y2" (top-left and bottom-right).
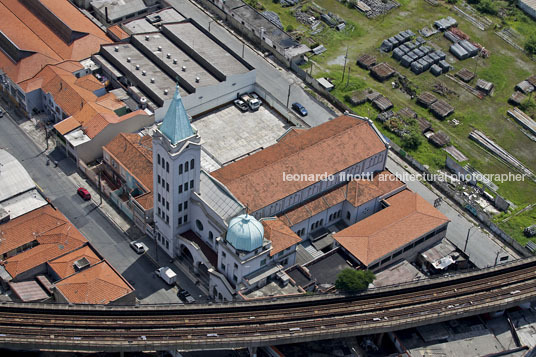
[
  {"x1": 291, "y1": 102, "x2": 308, "y2": 116},
  {"x1": 77, "y1": 187, "x2": 91, "y2": 201},
  {"x1": 0, "y1": 109, "x2": 4, "y2": 118},
  {"x1": 178, "y1": 289, "x2": 196, "y2": 303}
]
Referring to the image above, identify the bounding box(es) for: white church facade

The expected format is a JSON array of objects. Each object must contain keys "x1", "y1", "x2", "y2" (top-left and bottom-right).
[{"x1": 152, "y1": 86, "x2": 449, "y2": 301}]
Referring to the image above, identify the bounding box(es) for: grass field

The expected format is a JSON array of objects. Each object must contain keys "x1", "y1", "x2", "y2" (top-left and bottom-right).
[{"x1": 259, "y1": 0, "x2": 536, "y2": 243}]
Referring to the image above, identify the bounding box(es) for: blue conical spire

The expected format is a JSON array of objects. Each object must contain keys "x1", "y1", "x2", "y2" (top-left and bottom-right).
[{"x1": 160, "y1": 85, "x2": 194, "y2": 145}]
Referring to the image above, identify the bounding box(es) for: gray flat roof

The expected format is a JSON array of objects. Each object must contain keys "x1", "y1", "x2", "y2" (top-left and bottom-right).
[
  {"x1": 122, "y1": 8, "x2": 185, "y2": 34},
  {"x1": 164, "y1": 22, "x2": 250, "y2": 76},
  {"x1": 91, "y1": 0, "x2": 147, "y2": 22},
  {"x1": 101, "y1": 43, "x2": 186, "y2": 103},
  {"x1": 0, "y1": 149, "x2": 36, "y2": 203},
  {"x1": 133, "y1": 33, "x2": 219, "y2": 89},
  {"x1": 231, "y1": 5, "x2": 298, "y2": 49},
  {"x1": 199, "y1": 171, "x2": 243, "y2": 222},
  {"x1": 0, "y1": 189, "x2": 48, "y2": 221}
]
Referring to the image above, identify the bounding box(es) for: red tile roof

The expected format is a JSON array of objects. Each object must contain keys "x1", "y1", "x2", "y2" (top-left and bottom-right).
[
  {"x1": 0, "y1": 205, "x2": 69, "y2": 256},
  {"x1": 107, "y1": 25, "x2": 130, "y2": 41},
  {"x1": 279, "y1": 171, "x2": 404, "y2": 226},
  {"x1": 4, "y1": 218, "x2": 88, "y2": 278},
  {"x1": 103, "y1": 133, "x2": 153, "y2": 192},
  {"x1": 333, "y1": 190, "x2": 450, "y2": 266},
  {"x1": 262, "y1": 218, "x2": 301, "y2": 256},
  {"x1": 48, "y1": 244, "x2": 101, "y2": 279},
  {"x1": 0, "y1": 0, "x2": 111, "y2": 84},
  {"x1": 211, "y1": 116, "x2": 387, "y2": 213},
  {"x1": 54, "y1": 260, "x2": 133, "y2": 304}
]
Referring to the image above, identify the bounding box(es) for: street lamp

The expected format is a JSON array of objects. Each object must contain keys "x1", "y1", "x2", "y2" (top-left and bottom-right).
[{"x1": 463, "y1": 225, "x2": 476, "y2": 253}]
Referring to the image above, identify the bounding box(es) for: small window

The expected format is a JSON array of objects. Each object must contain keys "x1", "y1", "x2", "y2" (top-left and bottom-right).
[
  {"x1": 234, "y1": 263, "x2": 238, "y2": 269},
  {"x1": 158, "y1": 207, "x2": 161, "y2": 216},
  {"x1": 196, "y1": 219, "x2": 204, "y2": 231},
  {"x1": 183, "y1": 182, "x2": 188, "y2": 191},
  {"x1": 222, "y1": 251, "x2": 226, "y2": 258},
  {"x1": 209, "y1": 231, "x2": 214, "y2": 242},
  {"x1": 190, "y1": 159, "x2": 194, "y2": 170},
  {"x1": 161, "y1": 159, "x2": 165, "y2": 169},
  {"x1": 221, "y1": 263, "x2": 225, "y2": 271},
  {"x1": 166, "y1": 201, "x2": 169, "y2": 210},
  {"x1": 179, "y1": 185, "x2": 183, "y2": 194},
  {"x1": 233, "y1": 275, "x2": 237, "y2": 282},
  {"x1": 158, "y1": 175, "x2": 161, "y2": 184},
  {"x1": 166, "y1": 161, "x2": 169, "y2": 173},
  {"x1": 260, "y1": 259, "x2": 266, "y2": 266},
  {"x1": 184, "y1": 201, "x2": 188, "y2": 210},
  {"x1": 166, "y1": 182, "x2": 169, "y2": 192},
  {"x1": 178, "y1": 217, "x2": 182, "y2": 225},
  {"x1": 190, "y1": 180, "x2": 194, "y2": 190},
  {"x1": 178, "y1": 203, "x2": 182, "y2": 212},
  {"x1": 165, "y1": 240, "x2": 169, "y2": 249},
  {"x1": 319, "y1": 219, "x2": 323, "y2": 226},
  {"x1": 184, "y1": 214, "x2": 188, "y2": 223},
  {"x1": 157, "y1": 154, "x2": 160, "y2": 165},
  {"x1": 165, "y1": 214, "x2": 169, "y2": 224},
  {"x1": 162, "y1": 178, "x2": 165, "y2": 188},
  {"x1": 346, "y1": 211, "x2": 351, "y2": 220},
  {"x1": 179, "y1": 164, "x2": 183, "y2": 174},
  {"x1": 185, "y1": 161, "x2": 189, "y2": 172},
  {"x1": 158, "y1": 193, "x2": 161, "y2": 203}
]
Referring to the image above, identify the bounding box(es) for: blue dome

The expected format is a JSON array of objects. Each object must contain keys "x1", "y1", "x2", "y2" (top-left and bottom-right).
[{"x1": 226, "y1": 214, "x2": 264, "y2": 252}]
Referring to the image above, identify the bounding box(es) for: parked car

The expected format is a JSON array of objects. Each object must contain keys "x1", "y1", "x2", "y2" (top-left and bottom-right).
[
  {"x1": 0, "y1": 109, "x2": 4, "y2": 118},
  {"x1": 234, "y1": 99, "x2": 249, "y2": 112},
  {"x1": 77, "y1": 187, "x2": 91, "y2": 201},
  {"x1": 130, "y1": 241, "x2": 148, "y2": 254},
  {"x1": 292, "y1": 102, "x2": 308, "y2": 116},
  {"x1": 178, "y1": 289, "x2": 196, "y2": 303},
  {"x1": 240, "y1": 93, "x2": 260, "y2": 111},
  {"x1": 156, "y1": 267, "x2": 177, "y2": 285}
]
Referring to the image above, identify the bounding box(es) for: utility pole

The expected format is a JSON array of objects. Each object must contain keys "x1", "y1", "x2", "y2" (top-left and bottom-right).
[
  {"x1": 494, "y1": 251, "x2": 500, "y2": 266},
  {"x1": 98, "y1": 170, "x2": 103, "y2": 206},
  {"x1": 242, "y1": 43, "x2": 245, "y2": 58},
  {"x1": 345, "y1": 66, "x2": 351, "y2": 89},
  {"x1": 286, "y1": 83, "x2": 292, "y2": 107},
  {"x1": 464, "y1": 226, "x2": 475, "y2": 253},
  {"x1": 341, "y1": 46, "x2": 349, "y2": 83}
]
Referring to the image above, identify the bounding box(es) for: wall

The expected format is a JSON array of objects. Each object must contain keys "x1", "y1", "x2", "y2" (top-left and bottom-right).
[
  {"x1": 76, "y1": 112, "x2": 154, "y2": 164},
  {"x1": 365, "y1": 223, "x2": 449, "y2": 272}
]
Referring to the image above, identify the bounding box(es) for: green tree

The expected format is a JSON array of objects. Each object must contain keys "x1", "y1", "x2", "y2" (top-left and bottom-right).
[
  {"x1": 447, "y1": 0, "x2": 458, "y2": 4},
  {"x1": 525, "y1": 34, "x2": 536, "y2": 55},
  {"x1": 401, "y1": 118, "x2": 422, "y2": 150},
  {"x1": 286, "y1": 24, "x2": 294, "y2": 32},
  {"x1": 335, "y1": 268, "x2": 375, "y2": 292}
]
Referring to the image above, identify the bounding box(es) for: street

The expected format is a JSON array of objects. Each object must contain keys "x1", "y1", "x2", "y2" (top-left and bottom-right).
[
  {"x1": 386, "y1": 154, "x2": 518, "y2": 268},
  {"x1": 0, "y1": 106, "x2": 204, "y2": 304},
  {"x1": 165, "y1": 0, "x2": 336, "y2": 127}
]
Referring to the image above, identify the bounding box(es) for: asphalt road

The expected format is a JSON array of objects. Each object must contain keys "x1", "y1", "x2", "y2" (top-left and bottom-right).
[
  {"x1": 165, "y1": 0, "x2": 336, "y2": 127},
  {"x1": 0, "y1": 107, "x2": 195, "y2": 304}
]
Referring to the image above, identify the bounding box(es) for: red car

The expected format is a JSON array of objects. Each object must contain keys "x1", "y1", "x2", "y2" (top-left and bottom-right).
[{"x1": 77, "y1": 187, "x2": 91, "y2": 201}]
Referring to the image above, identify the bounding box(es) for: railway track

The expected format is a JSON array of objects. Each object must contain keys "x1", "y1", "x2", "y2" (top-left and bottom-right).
[{"x1": 0, "y1": 258, "x2": 535, "y2": 351}]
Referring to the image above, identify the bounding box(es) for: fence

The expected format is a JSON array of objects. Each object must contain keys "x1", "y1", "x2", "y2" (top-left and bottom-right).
[{"x1": 389, "y1": 142, "x2": 532, "y2": 258}]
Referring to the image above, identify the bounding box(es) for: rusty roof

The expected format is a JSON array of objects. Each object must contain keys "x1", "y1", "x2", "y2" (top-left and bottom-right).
[
  {"x1": 262, "y1": 218, "x2": 302, "y2": 256},
  {"x1": 333, "y1": 190, "x2": 450, "y2": 266},
  {"x1": 211, "y1": 115, "x2": 387, "y2": 213},
  {"x1": 54, "y1": 260, "x2": 133, "y2": 304}
]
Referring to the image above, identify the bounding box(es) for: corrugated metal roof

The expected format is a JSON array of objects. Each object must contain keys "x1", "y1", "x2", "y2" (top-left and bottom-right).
[{"x1": 0, "y1": 150, "x2": 35, "y2": 203}]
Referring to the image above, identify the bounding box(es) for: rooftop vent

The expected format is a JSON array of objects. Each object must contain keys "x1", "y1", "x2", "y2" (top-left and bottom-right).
[
  {"x1": 182, "y1": 66, "x2": 186, "y2": 72},
  {"x1": 164, "y1": 89, "x2": 169, "y2": 95},
  {"x1": 73, "y1": 257, "x2": 90, "y2": 271},
  {"x1": 126, "y1": 57, "x2": 131, "y2": 63},
  {"x1": 145, "y1": 35, "x2": 150, "y2": 41},
  {"x1": 135, "y1": 64, "x2": 140, "y2": 70},
  {"x1": 195, "y1": 77, "x2": 200, "y2": 83},
  {"x1": 166, "y1": 53, "x2": 171, "y2": 59},
  {"x1": 142, "y1": 70, "x2": 146, "y2": 76},
  {"x1": 150, "y1": 77, "x2": 155, "y2": 83},
  {"x1": 114, "y1": 46, "x2": 119, "y2": 52},
  {"x1": 157, "y1": 46, "x2": 162, "y2": 51},
  {"x1": 173, "y1": 58, "x2": 177, "y2": 64}
]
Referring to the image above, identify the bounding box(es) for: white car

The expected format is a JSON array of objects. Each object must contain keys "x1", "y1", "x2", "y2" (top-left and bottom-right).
[{"x1": 130, "y1": 241, "x2": 148, "y2": 254}]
